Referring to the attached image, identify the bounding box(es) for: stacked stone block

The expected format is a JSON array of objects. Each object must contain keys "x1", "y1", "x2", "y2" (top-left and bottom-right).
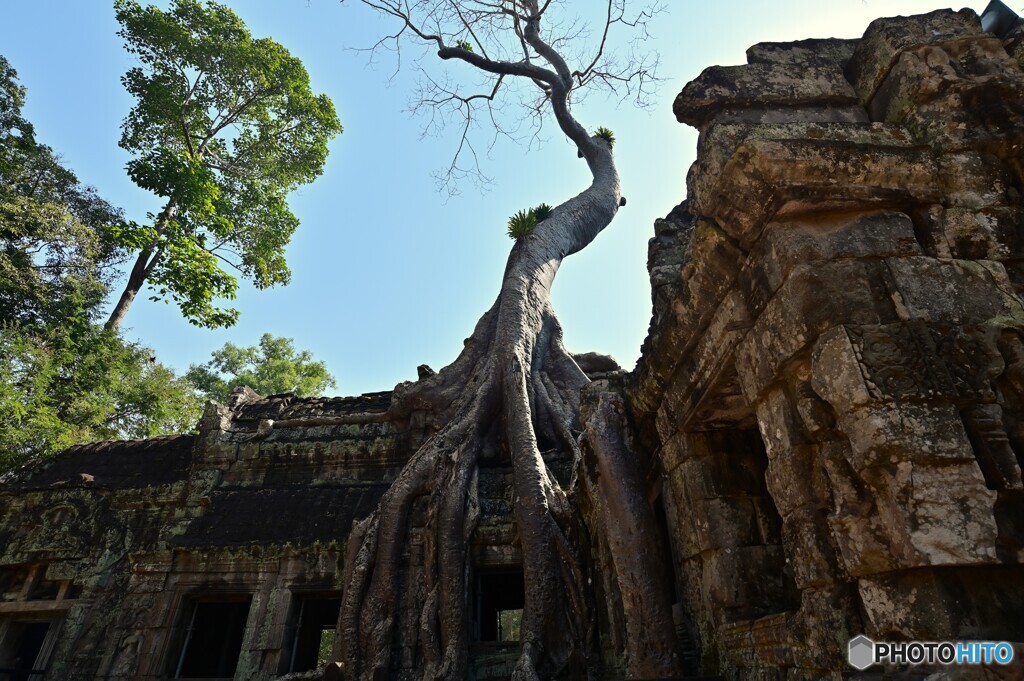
[{"x1": 631, "y1": 8, "x2": 1024, "y2": 679}]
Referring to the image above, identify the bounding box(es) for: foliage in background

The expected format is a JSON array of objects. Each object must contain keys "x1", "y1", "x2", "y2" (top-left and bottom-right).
[
  {"x1": 0, "y1": 55, "x2": 201, "y2": 473},
  {"x1": 0, "y1": 326, "x2": 202, "y2": 473},
  {"x1": 105, "y1": 0, "x2": 342, "y2": 330},
  {"x1": 0, "y1": 56, "x2": 125, "y2": 334},
  {"x1": 186, "y1": 333, "x2": 336, "y2": 404}
]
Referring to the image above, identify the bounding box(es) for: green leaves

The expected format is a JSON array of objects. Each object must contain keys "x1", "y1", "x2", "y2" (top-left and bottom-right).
[
  {"x1": 149, "y1": 237, "x2": 239, "y2": 328},
  {"x1": 1, "y1": 56, "x2": 125, "y2": 334},
  {"x1": 507, "y1": 209, "x2": 537, "y2": 240},
  {"x1": 0, "y1": 325, "x2": 202, "y2": 472},
  {"x1": 126, "y1": 146, "x2": 219, "y2": 211},
  {"x1": 186, "y1": 333, "x2": 336, "y2": 403},
  {"x1": 0, "y1": 57, "x2": 201, "y2": 472},
  {"x1": 594, "y1": 126, "x2": 616, "y2": 147},
  {"x1": 110, "y1": 0, "x2": 342, "y2": 328},
  {"x1": 506, "y1": 203, "x2": 554, "y2": 240},
  {"x1": 532, "y1": 203, "x2": 553, "y2": 222}
]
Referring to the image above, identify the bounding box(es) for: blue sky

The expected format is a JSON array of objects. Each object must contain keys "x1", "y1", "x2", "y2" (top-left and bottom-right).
[{"x1": 0, "y1": 0, "x2": 992, "y2": 396}]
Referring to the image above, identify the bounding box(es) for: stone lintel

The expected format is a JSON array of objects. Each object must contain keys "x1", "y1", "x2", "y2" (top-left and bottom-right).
[{"x1": 674, "y1": 62, "x2": 858, "y2": 129}]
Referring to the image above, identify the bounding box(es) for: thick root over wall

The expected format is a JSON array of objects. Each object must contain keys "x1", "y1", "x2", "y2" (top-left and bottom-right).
[
  {"x1": 330, "y1": 3, "x2": 688, "y2": 677},
  {"x1": 336, "y1": 115, "x2": 680, "y2": 677},
  {"x1": 339, "y1": 293, "x2": 595, "y2": 680},
  {"x1": 337, "y1": 127, "x2": 623, "y2": 681}
]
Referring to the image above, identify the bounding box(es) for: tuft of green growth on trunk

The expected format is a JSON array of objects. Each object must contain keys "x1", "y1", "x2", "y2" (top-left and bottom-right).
[
  {"x1": 532, "y1": 203, "x2": 553, "y2": 222},
  {"x1": 507, "y1": 208, "x2": 538, "y2": 240},
  {"x1": 595, "y1": 126, "x2": 616, "y2": 146},
  {"x1": 455, "y1": 39, "x2": 474, "y2": 52}
]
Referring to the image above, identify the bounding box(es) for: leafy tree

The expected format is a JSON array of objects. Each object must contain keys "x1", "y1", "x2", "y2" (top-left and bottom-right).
[
  {"x1": 186, "y1": 333, "x2": 336, "y2": 403},
  {"x1": 333, "y1": 2, "x2": 670, "y2": 680},
  {"x1": 0, "y1": 55, "x2": 32, "y2": 181},
  {"x1": 0, "y1": 55, "x2": 201, "y2": 473},
  {"x1": 1, "y1": 56, "x2": 125, "y2": 334},
  {"x1": 0, "y1": 326, "x2": 202, "y2": 472},
  {"x1": 105, "y1": 0, "x2": 342, "y2": 330}
]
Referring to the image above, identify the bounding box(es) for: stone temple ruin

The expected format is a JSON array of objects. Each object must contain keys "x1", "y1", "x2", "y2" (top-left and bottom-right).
[{"x1": 3, "y1": 5, "x2": 1024, "y2": 680}]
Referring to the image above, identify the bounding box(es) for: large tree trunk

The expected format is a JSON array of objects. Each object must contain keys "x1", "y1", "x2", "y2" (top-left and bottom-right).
[
  {"x1": 332, "y1": 6, "x2": 681, "y2": 674},
  {"x1": 104, "y1": 203, "x2": 174, "y2": 331},
  {"x1": 338, "y1": 138, "x2": 629, "y2": 681},
  {"x1": 104, "y1": 247, "x2": 154, "y2": 331}
]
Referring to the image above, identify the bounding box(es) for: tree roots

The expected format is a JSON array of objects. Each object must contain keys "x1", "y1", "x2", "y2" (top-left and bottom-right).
[{"x1": 338, "y1": 298, "x2": 595, "y2": 681}]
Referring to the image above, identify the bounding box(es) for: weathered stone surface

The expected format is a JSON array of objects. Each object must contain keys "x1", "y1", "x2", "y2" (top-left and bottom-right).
[
  {"x1": 674, "y1": 63, "x2": 858, "y2": 129},
  {"x1": 631, "y1": 212, "x2": 743, "y2": 420},
  {"x1": 942, "y1": 206, "x2": 1024, "y2": 260},
  {"x1": 746, "y1": 39, "x2": 858, "y2": 68},
  {"x1": 1009, "y1": 21, "x2": 1024, "y2": 68},
  {"x1": 846, "y1": 9, "x2": 984, "y2": 105},
  {"x1": 735, "y1": 259, "x2": 901, "y2": 403},
  {"x1": 868, "y1": 36, "x2": 1024, "y2": 152},
  {"x1": 689, "y1": 125, "x2": 940, "y2": 249},
  {"x1": 0, "y1": 387, "x2": 441, "y2": 681},
  {"x1": 655, "y1": 288, "x2": 752, "y2": 439},
  {"x1": 857, "y1": 567, "x2": 1024, "y2": 641},
  {"x1": 744, "y1": 210, "x2": 921, "y2": 294},
  {"x1": 633, "y1": 6, "x2": 1024, "y2": 678}
]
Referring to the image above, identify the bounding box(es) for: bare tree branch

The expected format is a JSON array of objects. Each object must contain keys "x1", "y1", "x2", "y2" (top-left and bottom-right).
[{"x1": 348, "y1": 0, "x2": 661, "y2": 189}]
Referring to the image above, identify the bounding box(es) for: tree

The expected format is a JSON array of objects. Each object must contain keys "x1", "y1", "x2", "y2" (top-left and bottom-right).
[
  {"x1": 1, "y1": 55, "x2": 126, "y2": 335},
  {"x1": 0, "y1": 325, "x2": 202, "y2": 472},
  {"x1": 335, "y1": 3, "x2": 671, "y2": 680},
  {"x1": 186, "y1": 333, "x2": 336, "y2": 403},
  {"x1": 105, "y1": 0, "x2": 342, "y2": 331},
  {"x1": 0, "y1": 55, "x2": 201, "y2": 473}
]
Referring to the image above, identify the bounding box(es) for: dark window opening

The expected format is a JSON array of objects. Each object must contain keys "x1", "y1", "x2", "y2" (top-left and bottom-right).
[
  {"x1": 0, "y1": 621, "x2": 51, "y2": 681},
  {"x1": 287, "y1": 596, "x2": 341, "y2": 673},
  {"x1": 473, "y1": 569, "x2": 524, "y2": 643},
  {"x1": 174, "y1": 598, "x2": 251, "y2": 679}
]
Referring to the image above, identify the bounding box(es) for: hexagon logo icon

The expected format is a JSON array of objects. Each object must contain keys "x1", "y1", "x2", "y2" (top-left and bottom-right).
[{"x1": 848, "y1": 635, "x2": 875, "y2": 670}]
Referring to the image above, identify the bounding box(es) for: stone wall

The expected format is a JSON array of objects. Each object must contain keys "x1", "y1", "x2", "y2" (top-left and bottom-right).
[
  {"x1": 0, "y1": 390, "x2": 412, "y2": 681},
  {"x1": 629, "y1": 8, "x2": 1024, "y2": 679},
  {"x1": 0, "y1": 383, "x2": 531, "y2": 681}
]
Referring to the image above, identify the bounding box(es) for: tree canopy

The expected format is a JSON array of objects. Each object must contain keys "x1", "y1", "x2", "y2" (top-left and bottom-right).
[
  {"x1": 0, "y1": 56, "x2": 125, "y2": 334},
  {"x1": 105, "y1": 0, "x2": 342, "y2": 330},
  {"x1": 0, "y1": 54, "x2": 202, "y2": 472},
  {"x1": 186, "y1": 333, "x2": 336, "y2": 403},
  {"x1": 1, "y1": 25, "x2": 343, "y2": 471}
]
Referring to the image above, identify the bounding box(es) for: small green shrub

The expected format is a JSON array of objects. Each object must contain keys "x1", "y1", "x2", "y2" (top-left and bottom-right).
[
  {"x1": 595, "y1": 126, "x2": 616, "y2": 147},
  {"x1": 455, "y1": 39, "x2": 474, "y2": 53},
  {"x1": 532, "y1": 203, "x2": 553, "y2": 222},
  {"x1": 507, "y1": 209, "x2": 538, "y2": 240}
]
